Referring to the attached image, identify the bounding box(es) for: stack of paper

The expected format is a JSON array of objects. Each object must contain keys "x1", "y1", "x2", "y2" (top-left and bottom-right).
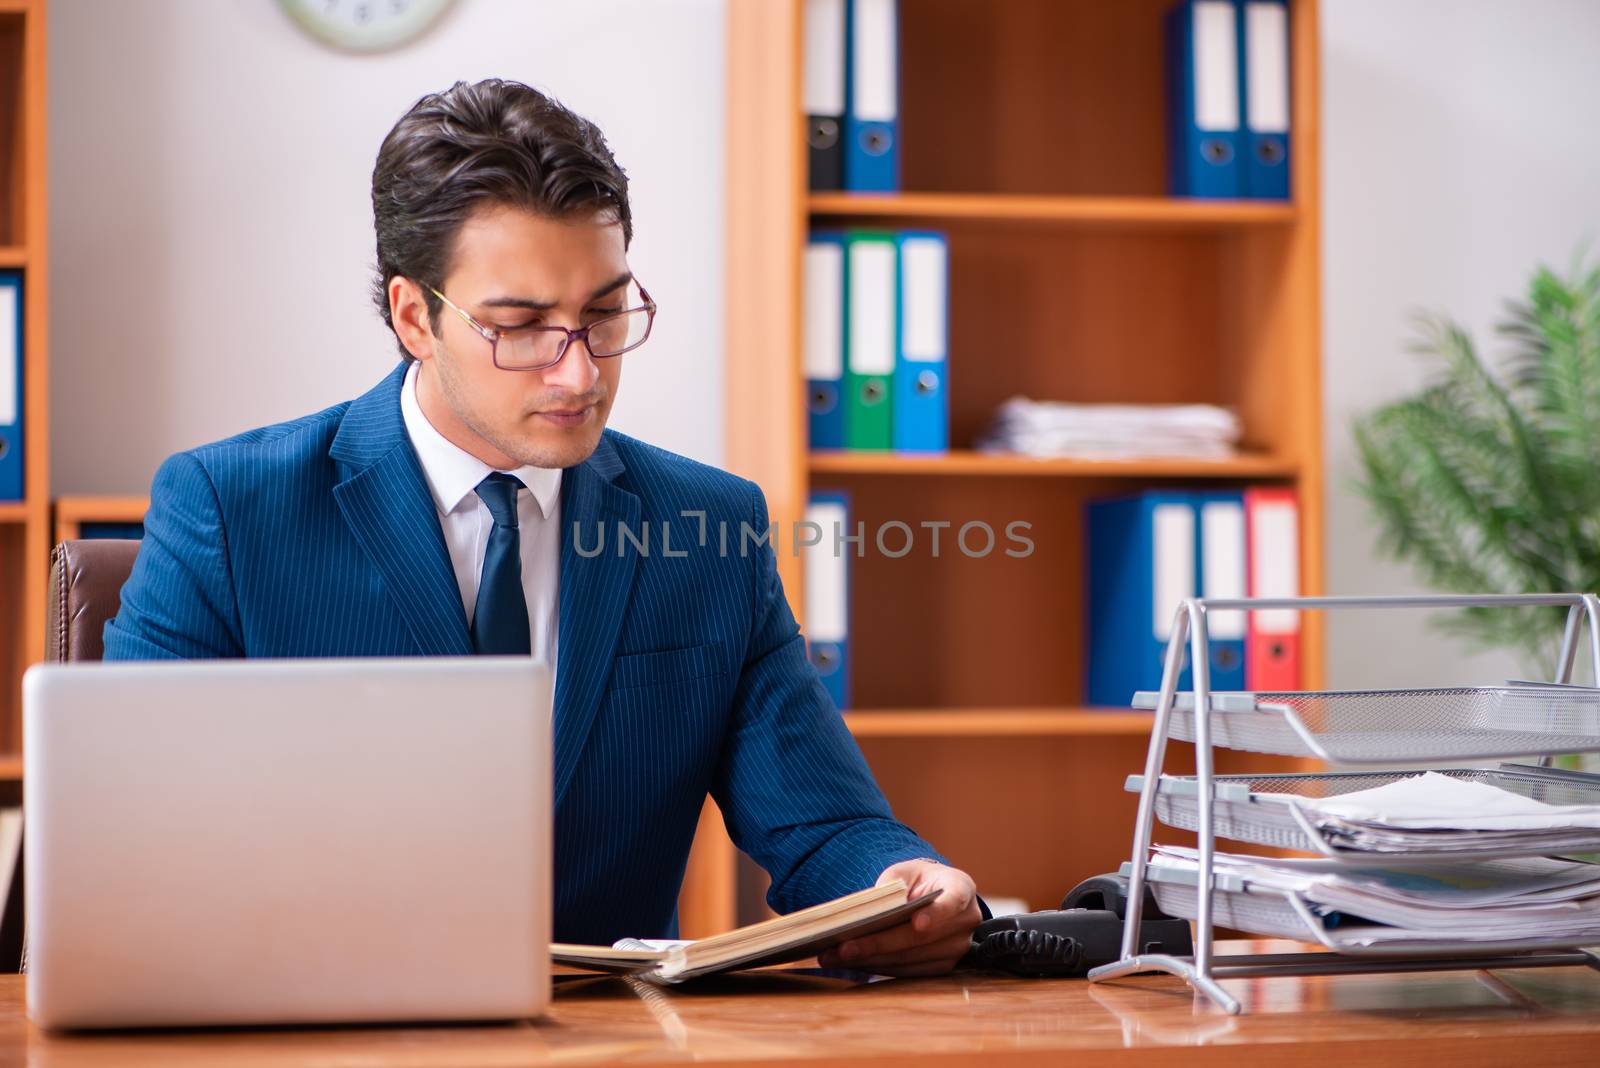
[
  {"x1": 1266, "y1": 770, "x2": 1600, "y2": 855},
  {"x1": 977, "y1": 398, "x2": 1241, "y2": 460},
  {"x1": 1150, "y1": 845, "x2": 1600, "y2": 947}
]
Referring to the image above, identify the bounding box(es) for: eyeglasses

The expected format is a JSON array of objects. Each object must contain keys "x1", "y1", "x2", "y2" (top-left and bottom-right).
[{"x1": 427, "y1": 278, "x2": 656, "y2": 371}]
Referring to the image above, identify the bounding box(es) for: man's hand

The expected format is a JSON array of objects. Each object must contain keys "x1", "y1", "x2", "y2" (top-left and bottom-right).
[{"x1": 816, "y1": 859, "x2": 982, "y2": 977}]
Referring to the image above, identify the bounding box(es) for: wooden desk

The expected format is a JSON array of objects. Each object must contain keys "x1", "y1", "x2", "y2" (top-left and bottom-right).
[{"x1": 9, "y1": 950, "x2": 1600, "y2": 1068}]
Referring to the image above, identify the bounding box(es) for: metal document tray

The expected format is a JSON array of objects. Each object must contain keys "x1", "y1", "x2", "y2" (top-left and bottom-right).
[
  {"x1": 1095, "y1": 594, "x2": 1600, "y2": 1014},
  {"x1": 1131, "y1": 687, "x2": 1600, "y2": 764},
  {"x1": 1126, "y1": 860, "x2": 1600, "y2": 958},
  {"x1": 1125, "y1": 764, "x2": 1600, "y2": 865}
]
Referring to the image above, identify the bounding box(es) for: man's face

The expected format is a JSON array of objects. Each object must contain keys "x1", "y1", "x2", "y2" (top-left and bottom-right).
[{"x1": 403, "y1": 203, "x2": 632, "y2": 470}]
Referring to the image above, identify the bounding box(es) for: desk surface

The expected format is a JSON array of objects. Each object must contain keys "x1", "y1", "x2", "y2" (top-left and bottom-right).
[{"x1": 9, "y1": 946, "x2": 1600, "y2": 1068}]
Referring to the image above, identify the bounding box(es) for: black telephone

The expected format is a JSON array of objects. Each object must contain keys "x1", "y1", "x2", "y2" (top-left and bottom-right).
[{"x1": 961, "y1": 873, "x2": 1193, "y2": 978}]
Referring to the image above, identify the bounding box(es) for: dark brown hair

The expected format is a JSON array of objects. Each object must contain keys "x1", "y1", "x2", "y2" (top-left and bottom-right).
[{"x1": 371, "y1": 79, "x2": 632, "y2": 361}]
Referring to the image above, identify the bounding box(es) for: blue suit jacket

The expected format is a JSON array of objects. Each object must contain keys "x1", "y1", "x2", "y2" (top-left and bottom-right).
[{"x1": 105, "y1": 362, "x2": 940, "y2": 942}]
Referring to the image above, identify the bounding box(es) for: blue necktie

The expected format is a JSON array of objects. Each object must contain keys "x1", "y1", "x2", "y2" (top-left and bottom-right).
[{"x1": 471, "y1": 473, "x2": 531, "y2": 655}]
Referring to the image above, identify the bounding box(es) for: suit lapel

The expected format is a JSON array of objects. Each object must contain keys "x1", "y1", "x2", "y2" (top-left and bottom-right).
[
  {"x1": 554, "y1": 435, "x2": 640, "y2": 806},
  {"x1": 331, "y1": 366, "x2": 641, "y2": 792},
  {"x1": 330, "y1": 363, "x2": 472, "y2": 657}
]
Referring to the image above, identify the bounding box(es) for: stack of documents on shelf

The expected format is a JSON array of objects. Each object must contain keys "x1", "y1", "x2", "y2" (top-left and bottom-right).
[
  {"x1": 1150, "y1": 844, "x2": 1600, "y2": 947},
  {"x1": 977, "y1": 398, "x2": 1241, "y2": 460},
  {"x1": 1265, "y1": 770, "x2": 1600, "y2": 855}
]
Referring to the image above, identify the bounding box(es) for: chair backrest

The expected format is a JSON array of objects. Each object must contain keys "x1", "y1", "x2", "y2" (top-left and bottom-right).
[
  {"x1": 46, "y1": 540, "x2": 142, "y2": 662},
  {"x1": 18, "y1": 539, "x2": 142, "y2": 973}
]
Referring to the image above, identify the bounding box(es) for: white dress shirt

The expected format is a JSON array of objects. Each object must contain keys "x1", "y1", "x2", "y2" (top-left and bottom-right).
[{"x1": 400, "y1": 360, "x2": 562, "y2": 668}]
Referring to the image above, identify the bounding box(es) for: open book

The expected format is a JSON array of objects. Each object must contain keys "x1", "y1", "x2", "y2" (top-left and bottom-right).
[{"x1": 551, "y1": 880, "x2": 940, "y2": 983}]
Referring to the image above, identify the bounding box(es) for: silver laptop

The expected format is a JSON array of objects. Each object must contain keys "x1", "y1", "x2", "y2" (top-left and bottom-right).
[{"x1": 22, "y1": 657, "x2": 551, "y2": 1029}]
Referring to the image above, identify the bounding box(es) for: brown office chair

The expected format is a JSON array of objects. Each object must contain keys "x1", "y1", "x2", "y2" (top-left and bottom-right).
[
  {"x1": 46, "y1": 539, "x2": 142, "y2": 663},
  {"x1": 12, "y1": 540, "x2": 143, "y2": 972}
]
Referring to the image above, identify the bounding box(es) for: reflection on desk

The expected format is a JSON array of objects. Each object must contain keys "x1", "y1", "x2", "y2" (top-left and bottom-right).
[{"x1": 16, "y1": 941, "x2": 1600, "y2": 1067}]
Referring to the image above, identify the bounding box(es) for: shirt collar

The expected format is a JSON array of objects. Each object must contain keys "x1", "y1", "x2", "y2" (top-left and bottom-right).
[{"x1": 400, "y1": 360, "x2": 563, "y2": 520}]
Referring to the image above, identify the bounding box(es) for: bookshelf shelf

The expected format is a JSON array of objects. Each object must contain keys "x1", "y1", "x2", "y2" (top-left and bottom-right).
[
  {"x1": 0, "y1": 503, "x2": 25, "y2": 524},
  {"x1": 0, "y1": 248, "x2": 24, "y2": 269},
  {"x1": 54, "y1": 495, "x2": 149, "y2": 545},
  {"x1": 809, "y1": 450, "x2": 1297, "y2": 480},
  {"x1": 0, "y1": 755, "x2": 19, "y2": 783},
  {"x1": 808, "y1": 192, "x2": 1297, "y2": 231},
  {"x1": 846, "y1": 708, "x2": 1153, "y2": 738}
]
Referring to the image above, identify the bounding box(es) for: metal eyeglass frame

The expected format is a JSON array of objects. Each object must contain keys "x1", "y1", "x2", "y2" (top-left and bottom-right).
[{"x1": 426, "y1": 282, "x2": 657, "y2": 371}]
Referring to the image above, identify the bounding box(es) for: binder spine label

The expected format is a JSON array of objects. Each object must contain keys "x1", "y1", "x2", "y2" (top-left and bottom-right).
[
  {"x1": 851, "y1": 0, "x2": 897, "y2": 122},
  {"x1": 1193, "y1": 1, "x2": 1240, "y2": 131},
  {"x1": 803, "y1": 0, "x2": 847, "y2": 118},
  {"x1": 899, "y1": 237, "x2": 946, "y2": 362},
  {"x1": 1252, "y1": 500, "x2": 1300, "y2": 634},
  {"x1": 1152, "y1": 504, "x2": 1196, "y2": 641},
  {"x1": 804, "y1": 243, "x2": 845, "y2": 380},
  {"x1": 849, "y1": 242, "x2": 896, "y2": 375},
  {"x1": 1245, "y1": 1, "x2": 1289, "y2": 134},
  {"x1": 0, "y1": 285, "x2": 14, "y2": 425},
  {"x1": 803, "y1": 500, "x2": 849, "y2": 643},
  {"x1": 1201, "y1": 500, "x2": 1248, "y2": 640}
]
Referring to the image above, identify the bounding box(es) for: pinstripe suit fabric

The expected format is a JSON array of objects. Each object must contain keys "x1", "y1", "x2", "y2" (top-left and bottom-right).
[{"x1": 104, "y1": 362, "x2": 941, "y2": 942}]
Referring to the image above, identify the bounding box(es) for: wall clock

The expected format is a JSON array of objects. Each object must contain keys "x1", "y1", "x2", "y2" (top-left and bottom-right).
[{"x1": 278, "y1": 0, "x2": 457, "y2": 53}]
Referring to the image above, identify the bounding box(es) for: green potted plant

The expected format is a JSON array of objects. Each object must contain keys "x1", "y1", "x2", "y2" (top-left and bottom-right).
[{"x1": 1354, "y1": 258, "x2": 1600, "y2": 677}]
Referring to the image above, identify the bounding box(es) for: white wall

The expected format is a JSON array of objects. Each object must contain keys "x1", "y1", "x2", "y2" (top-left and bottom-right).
[
  {"x1": 49, "y1": 0, "x2": 726, "y2": 495},
  {"x1": 51, "y1": 1, "x2": 1600, "y2": 685},
  {"x1": 1321, "y1": 0, "x2": 1600, "y2": 687}
]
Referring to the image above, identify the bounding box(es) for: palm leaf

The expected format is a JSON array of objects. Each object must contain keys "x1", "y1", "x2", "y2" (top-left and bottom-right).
[{"x1": 1354, "y1": 256, "x2": 1600, "y2": 666}]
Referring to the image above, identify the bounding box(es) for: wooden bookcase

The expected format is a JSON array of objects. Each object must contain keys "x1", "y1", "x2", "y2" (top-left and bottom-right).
[
  {"x1": 702, "y1": 0, "x2": 1325, "y2": 932},
  {"x1": 0, "y1": 0, "x2": 45, "y2": 760}
]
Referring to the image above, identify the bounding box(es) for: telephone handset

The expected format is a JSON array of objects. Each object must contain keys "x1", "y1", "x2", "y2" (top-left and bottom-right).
[{"x1": 961, "y1": 873, "x2": 1193, "y2": 978}]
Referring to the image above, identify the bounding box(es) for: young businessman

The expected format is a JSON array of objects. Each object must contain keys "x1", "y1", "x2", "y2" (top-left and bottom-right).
[{"x1": 104, "y1": 79, "x2": 981, "y2": 974}]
